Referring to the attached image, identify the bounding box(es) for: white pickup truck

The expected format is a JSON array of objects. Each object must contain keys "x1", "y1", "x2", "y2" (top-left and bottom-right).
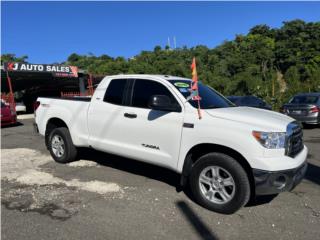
[{"x1": 35, "y1": 74, "x2": 308, "y2": 214}]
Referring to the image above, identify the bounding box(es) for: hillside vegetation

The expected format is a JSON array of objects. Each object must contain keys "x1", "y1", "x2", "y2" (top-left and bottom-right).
[{"x1": 2, "y1": 20, "x2": 320, "y2": 108}]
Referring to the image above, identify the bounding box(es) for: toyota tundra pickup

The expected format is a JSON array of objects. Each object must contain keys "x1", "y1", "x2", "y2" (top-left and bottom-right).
[{"x1": 34, "y1": 74, "x2": 308, "y2": 214}]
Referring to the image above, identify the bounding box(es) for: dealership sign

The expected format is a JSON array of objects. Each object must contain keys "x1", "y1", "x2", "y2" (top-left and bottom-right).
[{"x1": 4, "y1": 62, "x2": 78, "y2": 78}]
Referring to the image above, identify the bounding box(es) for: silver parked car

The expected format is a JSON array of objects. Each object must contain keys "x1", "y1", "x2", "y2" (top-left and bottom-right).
[
  {"x1": 15, "y1": 102, "x2": 27, "y2": 114},
  {"x1": 280, "y1": 93, "x2": 320, "y2": 125}
]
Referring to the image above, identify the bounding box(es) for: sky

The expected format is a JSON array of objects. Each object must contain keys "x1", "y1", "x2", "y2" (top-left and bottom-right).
[{"x1": 1, "y1": 1, "x2": 320, "y2": 64}]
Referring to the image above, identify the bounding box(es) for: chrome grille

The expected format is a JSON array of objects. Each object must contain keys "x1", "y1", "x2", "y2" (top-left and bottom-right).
[{"x1": 285, "y1": 122, "x2": 304, "y2": 158}]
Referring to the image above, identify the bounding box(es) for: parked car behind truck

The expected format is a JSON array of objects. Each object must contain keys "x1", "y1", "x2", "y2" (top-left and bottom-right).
[
  {"x1": 1, "y1": 100, "x2": 17, "y2": 127},
  {"x1": 280, "y1": 93, "x2": 320, "y2": 125},
  {"x1": 34, "y1": 75, "x2": 308, "y2": 214},
  {"x1": 15, "y1": 102, "x2": 27, "y2": 114},
  {"x1": 227, "y1": 95, "x2": 272, "y2": 110}
]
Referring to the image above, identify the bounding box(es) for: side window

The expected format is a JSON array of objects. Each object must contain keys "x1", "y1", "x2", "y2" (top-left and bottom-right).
[
  {"x1": 240, "y1": 97, "x2": 251, "y2": 104},
  {"x1": 104, "y1": 79, "x2": 127, "y2": 105},
  {"x1": 131, "y1": 79, "x2": 179, "y2": 109},
  {"x1": 241, "y1": 96, "x2": 261, "y2": 105}
]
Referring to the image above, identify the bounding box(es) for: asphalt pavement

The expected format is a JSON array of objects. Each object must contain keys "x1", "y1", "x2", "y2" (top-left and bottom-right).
[{"x1": 1, "y1": 118, "x2": 320, "y2": 240}]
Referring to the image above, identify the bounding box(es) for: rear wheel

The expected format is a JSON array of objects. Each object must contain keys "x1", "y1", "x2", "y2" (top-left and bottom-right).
[
  {"x1": 189, "y1": 152, "x2": 250, "y2": 214},
  {"x1": 48, "y1": 127, "x2": 77, "y2": 163}
]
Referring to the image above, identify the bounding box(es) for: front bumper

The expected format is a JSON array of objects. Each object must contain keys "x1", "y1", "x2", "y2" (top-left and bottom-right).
[{"x1": 253, "y1": 161, "x2": 308, "y2": 195}]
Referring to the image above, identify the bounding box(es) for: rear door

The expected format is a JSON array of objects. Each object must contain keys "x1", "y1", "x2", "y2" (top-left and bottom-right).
[{"x1": 87, "y1": 78, "x2": 133, "y2": 154}]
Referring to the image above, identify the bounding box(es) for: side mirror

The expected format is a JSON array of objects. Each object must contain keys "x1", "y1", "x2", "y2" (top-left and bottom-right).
[{"x1": 148, "y1": 95, "x2": 181, "y2": 112}]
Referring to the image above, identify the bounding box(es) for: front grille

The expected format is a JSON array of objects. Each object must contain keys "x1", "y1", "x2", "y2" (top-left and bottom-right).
[{"x1": 286, "y1": 122, "x2": 304, "y2": 158}]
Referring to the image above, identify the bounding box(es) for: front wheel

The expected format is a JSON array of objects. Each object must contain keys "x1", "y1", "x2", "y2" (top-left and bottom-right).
[
  {"x1": 189, "y1": 153, "x2": 250, "y2": 214},
  {"x1": 48, "y1": 127, "x2": 77, "y2": 163}
]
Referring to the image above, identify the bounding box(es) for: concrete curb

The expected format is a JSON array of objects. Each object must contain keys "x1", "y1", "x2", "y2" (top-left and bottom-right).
[{"x1": 17, "y1": 114, "x2": 34, "y2": 120}]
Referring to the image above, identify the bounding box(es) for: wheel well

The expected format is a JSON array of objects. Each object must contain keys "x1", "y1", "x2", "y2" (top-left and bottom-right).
[
  {"x1": 45, "y1": 118, "x2": 68, "y2": 147},
  {"x1": 182, "y1": 143, "x2": 255, "y2": 196}
]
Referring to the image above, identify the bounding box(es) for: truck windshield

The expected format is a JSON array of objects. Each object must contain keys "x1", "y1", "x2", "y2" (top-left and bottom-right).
[{"x1": 169, "y1": 80, "x2": 234, "y2": 109}]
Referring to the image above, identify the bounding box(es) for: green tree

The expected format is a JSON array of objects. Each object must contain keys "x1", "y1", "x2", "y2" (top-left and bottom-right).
[
  {"x1": 5, "y1": 19, "x2": 319, "y2": 110},
  {"x1": 1, "y1": 54, "x2": 28, "y2": 64}
]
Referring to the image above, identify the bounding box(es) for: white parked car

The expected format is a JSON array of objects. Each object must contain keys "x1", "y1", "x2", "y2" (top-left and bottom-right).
[
  {"x1": 15, "y1": 102, "x2": 26, "y2": 114},
  {"x1": 34, "y1": 75, "x2": 308, "y2": 214}
]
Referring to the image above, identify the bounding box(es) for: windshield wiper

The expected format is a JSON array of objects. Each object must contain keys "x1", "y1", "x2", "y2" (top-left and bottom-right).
[
  {"x1": 205, "y1": 105, "x2": 220, "y2": 109},
  {"x1": 205, "y1": 104, "x2": 235, "y2": 109}
]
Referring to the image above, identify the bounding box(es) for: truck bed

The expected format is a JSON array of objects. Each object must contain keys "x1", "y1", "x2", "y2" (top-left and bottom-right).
[{"x1": 35, "y1": 96, "x2": 91, "y2": 147}]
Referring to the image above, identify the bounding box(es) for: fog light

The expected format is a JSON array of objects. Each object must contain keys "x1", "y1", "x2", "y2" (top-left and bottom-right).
[{"x1": 273, "y1": 175, "x2": 286, "y2": 189}]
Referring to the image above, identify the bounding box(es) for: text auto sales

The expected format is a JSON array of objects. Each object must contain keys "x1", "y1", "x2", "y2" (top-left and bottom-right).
[
  {"x1": 5, "y1": 62, "x2": 78, "y2": 78},
  {"x1": 11, "y1": 63, "x2": 71, "y2": 73}
]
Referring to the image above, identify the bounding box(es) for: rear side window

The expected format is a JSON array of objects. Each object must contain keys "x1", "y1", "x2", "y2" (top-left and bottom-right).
[
  {"x1": 131, "y1": 79, "x2": 179, "y2": 109},
  {"x1": 104, "y1": 79, "x2": 127, "y2": 105},
  {"x1": 290, "y1": 96, "x2": 319, "y2": 104}
]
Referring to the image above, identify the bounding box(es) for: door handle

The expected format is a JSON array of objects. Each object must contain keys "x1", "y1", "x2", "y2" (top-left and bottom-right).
[{"x1": 124, "y1": 113, "x2": 137, "y2": 119}]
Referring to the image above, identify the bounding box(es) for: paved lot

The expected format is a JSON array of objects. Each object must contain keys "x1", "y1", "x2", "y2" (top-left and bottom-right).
[{"x1": 1, "y1": 118, "x2": 320, "y2": 240}]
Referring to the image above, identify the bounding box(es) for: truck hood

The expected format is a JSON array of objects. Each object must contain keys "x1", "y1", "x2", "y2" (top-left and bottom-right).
[{"x1": 205, "y1": 107, "x2": 294, "y2": 131}]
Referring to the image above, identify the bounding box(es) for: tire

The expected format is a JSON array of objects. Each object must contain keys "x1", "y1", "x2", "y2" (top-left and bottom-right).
[
  {"x1": 189, "y1": 152, "x2": 250, "y2": 214},
  {"x1": 48, "y1": 127, "x2": 77, "y2": 163}
]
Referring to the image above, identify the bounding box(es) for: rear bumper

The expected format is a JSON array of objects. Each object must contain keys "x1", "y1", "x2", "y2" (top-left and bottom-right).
[
  {"x1": 253, "y1": 161, "x2": 308, "y2": 195},
  {"x1": 287, "y1": 114, "x2": 320, "y2": 124},
  {"x1": 1, "y1": 116, "x2": 17, "y2": 126}
]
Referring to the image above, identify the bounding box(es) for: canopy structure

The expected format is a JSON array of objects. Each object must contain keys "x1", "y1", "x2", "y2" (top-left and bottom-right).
[
  {"x1": 1, "y1": 62, "x2": 102, "y2": 112},
  {"x1": 1, "y1": 62, "x2": 84, "y2": 92}
]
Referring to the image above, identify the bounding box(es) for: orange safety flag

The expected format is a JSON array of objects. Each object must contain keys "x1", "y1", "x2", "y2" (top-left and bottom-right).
[{"x1": 190, "y1": 57, "x2": 202, "y2": 119}]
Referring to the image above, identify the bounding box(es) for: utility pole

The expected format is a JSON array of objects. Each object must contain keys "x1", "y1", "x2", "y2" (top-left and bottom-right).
[{"x1": 272, "y1": 78, "x2": 275, "y2": 97}]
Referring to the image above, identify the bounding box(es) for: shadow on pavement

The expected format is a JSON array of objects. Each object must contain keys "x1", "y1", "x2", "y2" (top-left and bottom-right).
[
  {"x1": 246, "y1": 194, "x2": 278, "y2": 207},
  {"x1": 176, "y1": 201, "x2": 219, "y2": 240},
  {"x1": 1, "y1": 122, "x2": 24, "y2": 129},
  {"x1": 302, "y1": 124, "x2": 320, "y2": 130},
  {"x1": 305, "y1": 163, "x2": 320, "y2": 186},
  {"x1": 77, "y1": 148, "x2": 181, "y2": 188},
  {"x1": 77, "y1": 148, "x2": 284, "y2": 208}
]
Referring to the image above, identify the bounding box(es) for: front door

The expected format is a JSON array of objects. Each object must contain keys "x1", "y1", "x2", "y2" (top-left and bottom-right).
[{"x1": 119, "y1": 78, "x2": 184, "y2": 170}]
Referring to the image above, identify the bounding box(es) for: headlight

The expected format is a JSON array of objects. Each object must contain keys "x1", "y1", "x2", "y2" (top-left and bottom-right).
[{"x1": 252, "y1": 131, "x2": 286, "y2": 149}]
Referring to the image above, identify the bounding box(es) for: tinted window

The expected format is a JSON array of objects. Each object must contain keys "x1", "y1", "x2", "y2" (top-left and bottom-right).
[
  {"x1": 132, "y1": 79, "x2": 179, "y2": 109},
  {"x1": 169, "y1": 80, "x2": 233, "y2": 109},
  {"x1": 241, "y1": 96, "x2": 264, "y2": 105},
  {"x1": 104, "y1": 79, "x2": 127, "y2": 105},
  {"x1": 227, "y1": 96, "x2": 240, "y2": 104},
  {"x1": 290, "y1": 95, "x2": 319, "y2": 104}
]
